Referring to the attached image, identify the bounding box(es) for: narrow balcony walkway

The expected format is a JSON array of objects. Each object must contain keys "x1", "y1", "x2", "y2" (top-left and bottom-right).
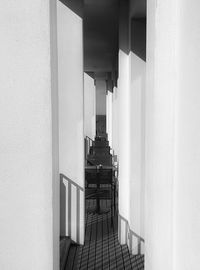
[{"x1": 65, "y1": 200, "x2": 144, "y2": 270}]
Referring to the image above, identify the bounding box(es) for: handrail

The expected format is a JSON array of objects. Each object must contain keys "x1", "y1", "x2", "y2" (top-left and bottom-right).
[
  {"x1": 109, "y1": 147, "x2": 114, "y2": 156},
  {"x1": 86, "y1": 158, "x2": 96, "y2": 166},
  {"x1": 119, "y1": 214, "x2": 145, "y2": 243},
  {"x1": 86, "y1": 135, "x2": 93, "y2": 144},
  {"x1": 60, "y1": 173, "x2": 84, "y2": 244},
  {"x1": 85, "y1": 136, "x2": 94, "y2": 162},
  {"x1": 60, "y1": 173, "x2": 84, "y2": 191},
  {"x1": 118, "y1": 213, "x2": 144, "y2": 255}
]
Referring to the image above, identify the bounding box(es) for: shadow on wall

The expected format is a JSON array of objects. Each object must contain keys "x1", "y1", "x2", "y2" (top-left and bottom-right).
[
  {"x1": 131, "y1": 18, "x2": 146, "y2": 61},
  {"x1": 59, "y1": 0, "x2": 83, "y2": 18},
  {"x1": 119, "y1": 0, "x2": 146, "y2": 62},
  {"x1": 119, "y1": 0, "x2": 130, "y2": 55}
]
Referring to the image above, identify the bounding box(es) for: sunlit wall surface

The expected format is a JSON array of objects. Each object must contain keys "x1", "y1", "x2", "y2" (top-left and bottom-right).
[
  {"x1": 116, "y1": 0, "x2": 146, "y2": 253},
  {"x1": 175, "y1": 1, "x2": 200, "y2": 268},
  {"x1": 118, "y1": 48, "x2": 131, "y2": 244},
  {"x1": 112, "y1": 87, "x2": 119, "y2": 155},
  {"x1": 57, "y1": 1, "x2": 84, "y2": 244},
  {"x1": 146, "y1": 0, "x2": 200, "y2": 269},
  {"x1": 129, "y1": 51, "x2": 145, "y2": 253},
  {"x1": 0, "y1": 0, "x2": 59, "y2": 269},
  {"x1": 106, "y1": 91, "x2": 113, "y2": 147}
]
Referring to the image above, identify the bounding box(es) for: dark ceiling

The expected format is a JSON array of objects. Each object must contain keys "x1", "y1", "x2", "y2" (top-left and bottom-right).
[
  {"x1": 83, "y1": 0, "x2": 146, "y2": 74},
  {"x1": 84, "y1": 0, "x2": 119, "y2": 73}
]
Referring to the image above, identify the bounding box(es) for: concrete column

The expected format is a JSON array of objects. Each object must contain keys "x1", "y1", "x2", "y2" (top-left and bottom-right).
[
  {"x1": 146, "y1": 0, "x2": 178, "y2": 268},
  {"x1": 174, "y1": 1, "x2": 200, "y2": 268},
  {"x1": 118, "y1": 0, "x2": 131, "y2": 244},
  {"x1": 106, "y1": 91, "x2": 113, "y2": 147},
  {"x1": 118, "y1": 0, "x2": 146, "y2": 254},
  {"x1": 112, "y1": 87, "x2": 119, "y2": 155},
  {"x1": 95, "y1": 77, "x2": 107, "y2": 137},
  {"x1": 96, "y1": 78, "x2": 107, "y2": 116},
  {"x1": 129, "y1": 20, "x2": 146, "y2": 255},
  {"x1": 57, "y1": 0, "x2": 84, "y2": 244},
  {"x1": 0, "y1": 1, "x2": 59, "y2": 269},
  {"x1": 84, "y1": 73, "x2": 96, "y2": 140},
  {"x1": 146, "y1": 0, "x2": 200, "y2": 269}
]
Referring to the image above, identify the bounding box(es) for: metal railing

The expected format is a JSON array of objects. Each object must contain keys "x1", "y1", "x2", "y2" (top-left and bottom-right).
[
  {"x1": 60, "y1": 174, "x2": 84, "y2": 244},
  {"x1": 85, "y1": 136, "x2": 94, "y2": 162},
  {"x1": 118, "y1": 214, "x2": 145, "y2": 254}
]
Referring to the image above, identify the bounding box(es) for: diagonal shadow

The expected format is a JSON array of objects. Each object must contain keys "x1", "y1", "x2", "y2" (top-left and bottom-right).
[{"x1": 59, "y1": 0, "x2": 83, "y2": 18}]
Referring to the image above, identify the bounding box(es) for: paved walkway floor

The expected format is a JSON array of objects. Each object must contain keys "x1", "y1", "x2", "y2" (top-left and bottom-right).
[{"x1": 65, "y1": 200, "x2": 144, "y2": 270}]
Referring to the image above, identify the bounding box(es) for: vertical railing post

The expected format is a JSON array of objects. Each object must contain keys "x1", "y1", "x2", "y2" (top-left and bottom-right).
[
  {"x1": 85, "y1": 138, "x2": 87, "y2": 163},
  {"x1": 85, "y1": 136, "x2": 94, "y2": 157},
  {"x1": 60, "y1": 174, "x2": 84, "y2": 244},
  {"x1": 76, "y1": 188, "x2": 80, "y2": 243},
  {"x1": 68, "y1": 182, "x2": 71, "y2": 237}
]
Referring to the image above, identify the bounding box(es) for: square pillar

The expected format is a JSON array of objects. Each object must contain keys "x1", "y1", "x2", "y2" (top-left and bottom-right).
[
  {"x1": 0, "y1": 1, "x2": 59, "y2": 269},
  {"x1": 57, "y1": 0, "x2": 85, "y2": 245},
  {"x1": 146, "y1": 0, "x2": 200, "y2": 269}
]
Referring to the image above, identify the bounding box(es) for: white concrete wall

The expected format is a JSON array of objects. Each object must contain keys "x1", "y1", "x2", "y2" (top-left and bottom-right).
[
  {"x1": 106, "y1": 91, "x2": 113, "y2": 147},
  {"x1": 118, "y1": 49, "x2": 131, "y2": 239},
  {"x1": 50, "y1": 1, "x2": 60, "y2": 269},
  {"x1": 0, "y1": 0, "x2": 59, "y2": 269},
  {"x1": 145, "y1": 0, "x2": 177, "y2": 268},
  {"x1": 117, "y1": 0, "x2": 146, "y2": 254},
  {"x1": 175, "y1": 0, "x2": 200, "y2": 269},
  {"x1": 129, "y1": 52, "x2": 145, "y2": 252},
  {"x1": 84, "y1": 73, "x2": 96, "y2": 140},
  {"x1": 96, "y1": 79, "x2": 107, "y2": 115},
  {"x1": 112, "y1": 87, "x2": 119, "y2": 155},
  {"x1": 57, "y1": 1, "x2": 84, "y2": 244},
  {"x1": 146, "y1": 0, "x2": 200, "y2": 269},
  {"x1": 118, "y1": 51, "x2": 146, "y2": 252},
  {"x1": 117, "y1": 0, "x2": 131, "y2": 246}
]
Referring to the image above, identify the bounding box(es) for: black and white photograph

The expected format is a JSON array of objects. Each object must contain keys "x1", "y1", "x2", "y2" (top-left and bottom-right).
[{"x1": 1, "y1": 0, "x2": 199, "y2": 269}]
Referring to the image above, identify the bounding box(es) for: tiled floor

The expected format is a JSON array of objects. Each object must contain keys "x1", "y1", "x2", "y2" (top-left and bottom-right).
[{"x1": 65, "y1": 200, "x2": 144, "y2": 270}]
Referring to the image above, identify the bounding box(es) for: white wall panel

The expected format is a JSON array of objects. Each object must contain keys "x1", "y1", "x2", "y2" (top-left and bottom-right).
[
  {"x1": 84, "y1": 73, "x2": 96, "y2": 140},
  {"x1": 0, "y1": 0, "x2": 59, "y2": 269},
  {"x1": 57, "y1": 1, "x2": 84, "y2": 244}
]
